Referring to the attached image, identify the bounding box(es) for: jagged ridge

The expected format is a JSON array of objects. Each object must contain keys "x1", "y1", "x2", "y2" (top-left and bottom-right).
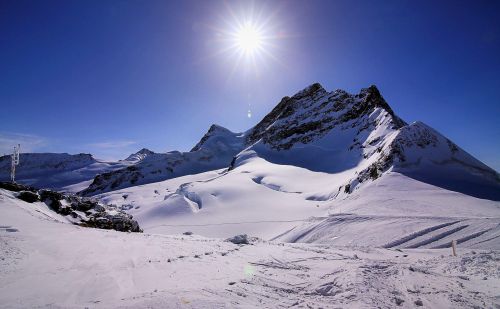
[{"x1": 72, "y1": 82, "x2": 499, "y2": 200}]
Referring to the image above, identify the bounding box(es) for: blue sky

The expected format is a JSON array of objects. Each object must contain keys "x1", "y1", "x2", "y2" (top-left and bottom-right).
[{"x1": 0, "y1": 0, "x2": 499, "y2": 170}]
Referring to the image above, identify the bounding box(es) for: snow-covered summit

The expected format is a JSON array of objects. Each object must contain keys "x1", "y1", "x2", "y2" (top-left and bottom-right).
[
  {"x1": 122, "y1": 148, "x2": 155, "y2": 163},
  {"x1": 80, "y1": 125, "x2": 245, "y2": 195},
  {"x1": 78, "y1": 83, "x2": 499, "y2": 200},
  {"x1": 230, "y1": 83, "x2": 498, "y2": 200},
  {"x1": 9, "y1": 83, "x2": 495, "y2": 200},
  {"x1": 191, "y1": 124, "x2": 243, "y2": 152}
]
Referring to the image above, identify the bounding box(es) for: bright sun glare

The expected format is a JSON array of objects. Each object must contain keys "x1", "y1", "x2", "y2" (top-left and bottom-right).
[
  {"x1": 208, "y1": 3, "x2": 289, "y2": 83},
  {"x1": 235, "y1": 23, "x2": 263, "y2": 54}
]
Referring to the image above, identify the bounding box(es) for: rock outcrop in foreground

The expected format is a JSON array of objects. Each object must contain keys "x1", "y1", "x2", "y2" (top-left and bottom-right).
[{"x1": 0, "y1": 181, "x2": 142, "y2": 232}]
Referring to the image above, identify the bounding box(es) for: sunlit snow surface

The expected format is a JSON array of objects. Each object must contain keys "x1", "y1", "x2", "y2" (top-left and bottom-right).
[
  {"x1": 1, "y1": 83, "x2": 499, "y2": 307},
  {"x1": 94, "y1": 154, "x2": 500, "y2": 250},
  {"x1": 1, "y1": 189, "x2": 499, "y2": 308}
]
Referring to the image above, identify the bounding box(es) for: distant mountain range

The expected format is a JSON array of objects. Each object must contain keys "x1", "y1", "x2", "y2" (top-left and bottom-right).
[
  {"x1": 4, "y1": 83, "x2": 496, "y2": 200},
  {"x1": 1, "y1": 82, "x2": 500, "y2": 248}
]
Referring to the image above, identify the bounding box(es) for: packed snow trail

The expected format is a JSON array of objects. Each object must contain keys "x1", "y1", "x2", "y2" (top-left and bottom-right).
[
  {"x1": 1, "y1": 189, "x2": 500, "y2": 308},
  {"x1": 145, "y1": 218, "x2": 312, "y2": 229}
]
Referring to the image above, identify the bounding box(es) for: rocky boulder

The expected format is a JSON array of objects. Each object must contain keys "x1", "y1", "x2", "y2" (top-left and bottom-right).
[{"x1": 1, "y1": 181, "x2": 142, "y2": 233}]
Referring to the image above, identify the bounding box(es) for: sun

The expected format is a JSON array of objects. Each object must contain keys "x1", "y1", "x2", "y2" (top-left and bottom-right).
[
  {"x1": 204, "y1": 2, "x2": 290, "y2": 81},
  {"x1": 235, "y1": 23, "x2": 263, "y2": 54}
]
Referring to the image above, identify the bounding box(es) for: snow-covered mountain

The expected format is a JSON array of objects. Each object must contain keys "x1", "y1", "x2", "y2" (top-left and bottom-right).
[
  {"x1": 0, "y1": 151, "x2": 150, "y2": 192},
  {"x1": 0, "y1": 153, "x2": 103, "y2": 190},
  {"x1": 2, "y1": 83, "x2": 499, "y2": 308},
  {"x1": 80, "y1": 124, "x2": 246, "y2": 195},
  {"x1": 84, "y1": 83, "x2": 499, "y2": 250},
  {"x1": 236, "y1": 83, "x2": 499, "y2": 200},
  {"x1": 122, "y1": 147, "x2": 155, "y2": 163},
  {"x1": 80, "y1": 83, "x2": 499, "y2": 201},
  {"x1": 3, "y1": 83, "x2": 498, "y2": 246}
]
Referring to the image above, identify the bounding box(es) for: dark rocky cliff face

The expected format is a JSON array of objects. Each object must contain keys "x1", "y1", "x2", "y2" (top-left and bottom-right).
[{"x1": 246, "y1": 83, "x2": 405, "y2": 151}]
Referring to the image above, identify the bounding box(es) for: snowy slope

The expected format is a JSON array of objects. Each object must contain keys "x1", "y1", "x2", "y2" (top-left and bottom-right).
[
  {"x1": 95, "y1": 157, "x2": 500, "y2": 249},
  {"x1": 80, "y1": 125, "x2": 246, "y2": 196},
  {"x1": 273, "y1": 172, "x2": 500, "y2": 248},
  {"x1": 1, "y1": 82, "x2": 500, "y2": 308},
  {"x1": 386, "y1": 121, "x2": 499, "y2": 200},
  {"x1": 237, "y1": 83, "x2": 498, "y2": 200},
  {"x1": 88, "y1": 83, "x2": 499, "y2": 249},
  {"x1": 1, "y1": 188, "x2": 499, "y2": 308},
  {"x1": 3, "y1": 83, "x2": 498, "y2": 250},
  {"x1": 82, "y1": 83, "x2": 499, "y2": 201}
]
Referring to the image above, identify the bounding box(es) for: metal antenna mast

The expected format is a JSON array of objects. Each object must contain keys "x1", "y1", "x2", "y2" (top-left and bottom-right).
[{"x1": 10, "y1": 144, "x2": 20, "y2": 183}]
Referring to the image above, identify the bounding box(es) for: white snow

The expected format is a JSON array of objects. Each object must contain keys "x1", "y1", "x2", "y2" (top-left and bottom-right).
[
  {"x1": 1, "y1": 189, "x2": 499, "y2": 308},
  {"x1": 0, "y1": 153, "x2": 137, "y2": 190},
  {"x1": 94, "y1": 154, "x2": 500, "y2": 251},
  {"x1": 1, "y1": 83, "x2": 499, "y2": 308}
]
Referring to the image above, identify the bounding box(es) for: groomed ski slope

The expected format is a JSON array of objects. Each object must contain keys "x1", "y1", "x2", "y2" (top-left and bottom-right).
[{"x1": 1, "y1": 188, "x2": 499, "y2": 308}]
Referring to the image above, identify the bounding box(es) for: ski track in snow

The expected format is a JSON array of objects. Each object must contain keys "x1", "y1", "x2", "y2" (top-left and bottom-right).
[
  {"x1": 2, "y1": 188, "x2": 500, "y2": 308},
  {"x1": 1, "y1": 83, "x2": 500, "y2": 308}
]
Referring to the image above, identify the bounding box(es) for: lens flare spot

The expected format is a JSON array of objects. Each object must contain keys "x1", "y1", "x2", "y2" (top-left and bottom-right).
[{"x1": 244, "y1": 264, "x2": 255, "y2": 277}]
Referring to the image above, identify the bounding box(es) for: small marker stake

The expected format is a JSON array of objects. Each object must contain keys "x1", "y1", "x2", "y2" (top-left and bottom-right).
[{"x1": 451, "y1": 240, "x2": 457, "y2": 256}]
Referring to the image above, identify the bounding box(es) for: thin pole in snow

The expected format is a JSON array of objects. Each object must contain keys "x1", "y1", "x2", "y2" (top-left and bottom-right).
[
  {"x1": 451, "y1": 240, "x2": 457, "y2": 256},
  {"x1": 10, "y1": 144, "x2": 20, "y2": 183}
]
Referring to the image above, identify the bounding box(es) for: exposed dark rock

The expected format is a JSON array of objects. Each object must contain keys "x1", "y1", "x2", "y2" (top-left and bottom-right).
[
  {"x1": 394, "y1": 297, "x2": 405, "y2": 306},
  {"x1": 0, "y1": 182, "x2": 36, "y2": 192},
  {"x1": 39, "y1": 189, "x2": 64, "y2": 201},
  {"x1": 17, "y1": 191, "x2": 39, "y2": 203},
  {"x1": 228, "y1": 157, "x2": 237, "y2": 171},
  {"x1": 1, "y1": 183, "x2": 142, "y2": 233},
  {"x1": 225, "y1": 234, "x2": 261, "y2": 245},
  {"x1": 39, "y1": 189, "x2": 65, "y2": 212},
  {"x1": 226, "y1": 234, "x2": 251, "y2": 245},
  {"x1": 369, "y1": 166, "x2": 379, "y2": 180},
  {"x1": 244, "y1": 83, "x2": 406, "y2": 154}
]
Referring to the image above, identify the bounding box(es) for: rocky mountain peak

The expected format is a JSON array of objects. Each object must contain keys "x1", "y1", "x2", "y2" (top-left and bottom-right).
[
  {"x1": 356, "y1": 85, "x2": 404, "y2": 127},
  {"x1": 245, "y1": 83, "x2": 328, "y2": 146},
  {"x1": 75, "y1": 81, "x2": 500, "y2": 201},
  {"x1": 136, "y1": 148, "x2": 154, "y2": 155},
  {"x1": 291, "y1": 82, "x2": 327, "y2": 100},
  {"x1": 190, "y1": 124, "x2": 234, "y2": 152},
  {"x1": 246, "y1": 84, "x2": 405, "y2": 150}
]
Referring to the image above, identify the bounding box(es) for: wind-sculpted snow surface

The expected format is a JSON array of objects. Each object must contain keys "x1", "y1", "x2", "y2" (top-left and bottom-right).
[
  {"x1": 1, "y1": 193, "x2": 499, "y2": 308},
  {"x1": 84, "y1": 83, "x2": 500, "y2": 249},
  {"x1": 234, "y1": 84, "x2": 499, "y2": 200},
  {"x1": 95, "y1": 162, "x2": 500, "y2": 249}
]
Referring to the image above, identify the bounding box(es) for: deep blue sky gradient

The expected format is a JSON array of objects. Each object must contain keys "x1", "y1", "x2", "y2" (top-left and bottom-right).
[{"x1": 0, "y1": 0, "x2": 499, "y2": 170}]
